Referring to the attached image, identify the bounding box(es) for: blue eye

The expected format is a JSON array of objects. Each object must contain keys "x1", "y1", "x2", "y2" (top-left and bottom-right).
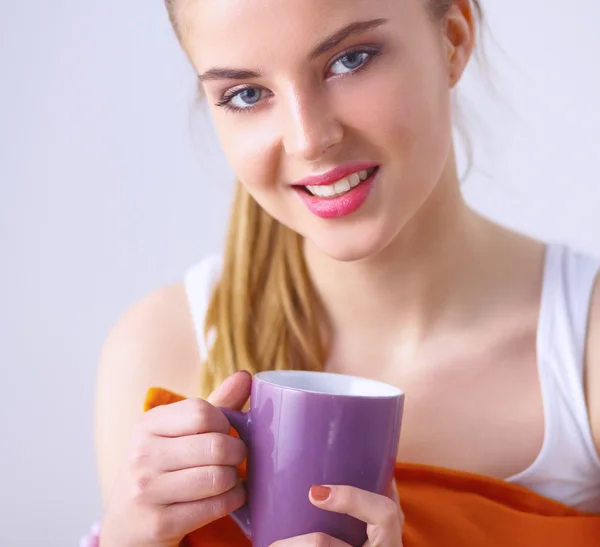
[
  {"x1": 329, "y1": 51, "x2": 371, "y2": 75},
  {"x1": 215, "y1": 86, "x2": 268, "y2": 113},
  {"x1": 215, "y1": 46, "x2": 382, "y2": 113},
  {"x1": 226, "y1": 87, "x2": 264, "y2": 109}
]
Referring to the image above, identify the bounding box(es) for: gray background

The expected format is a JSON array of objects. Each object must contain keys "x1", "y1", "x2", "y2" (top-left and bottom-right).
[{"x1": 1, "y1": 0, "x2": 599, "y2": 545}]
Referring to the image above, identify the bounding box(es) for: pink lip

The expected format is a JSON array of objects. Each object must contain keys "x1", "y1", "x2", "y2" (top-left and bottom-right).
[
  {"x1": 292, "y1": 162, "x2": 380, "y2": 187},
  {"x1": 294, "y1": 167, "x2": 379, "y2": 219}
]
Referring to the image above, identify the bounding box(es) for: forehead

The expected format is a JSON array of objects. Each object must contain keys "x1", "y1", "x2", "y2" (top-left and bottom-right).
[{"x1": 181, "y1": 0, "x2": 406, "y2": 72}]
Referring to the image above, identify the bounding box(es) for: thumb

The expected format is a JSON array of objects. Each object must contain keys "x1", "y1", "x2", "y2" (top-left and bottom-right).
[
  {"x1": 388, "y1": 478, "x2": 401, "y2": 507},
  {"x1": 207, "y1": 370, "x2": 252, "y2": 410}
]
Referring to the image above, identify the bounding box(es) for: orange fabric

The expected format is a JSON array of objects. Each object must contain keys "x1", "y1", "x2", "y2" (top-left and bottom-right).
[{"x1": 145, "y1": 387, "x2": 600, "y2": 546}]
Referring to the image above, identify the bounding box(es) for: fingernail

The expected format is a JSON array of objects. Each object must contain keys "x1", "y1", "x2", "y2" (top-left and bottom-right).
[{"x1": 310, "y1": 485, "x2": 332, "y2": 501}]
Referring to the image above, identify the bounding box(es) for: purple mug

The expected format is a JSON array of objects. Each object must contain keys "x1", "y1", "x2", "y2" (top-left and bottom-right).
[{"x1": 220, "y1": 370, "x2": 404, "y2": 547}]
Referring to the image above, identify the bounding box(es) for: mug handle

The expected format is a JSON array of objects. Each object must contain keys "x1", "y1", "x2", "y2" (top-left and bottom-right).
[{"x1": 219, "y1": 408, "x2": 252, "y2": 539}]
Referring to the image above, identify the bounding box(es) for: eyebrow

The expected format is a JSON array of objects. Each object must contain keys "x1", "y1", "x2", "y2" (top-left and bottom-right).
[{"x1": 198, "y1": 17, "x2": 389, "y2": 82}]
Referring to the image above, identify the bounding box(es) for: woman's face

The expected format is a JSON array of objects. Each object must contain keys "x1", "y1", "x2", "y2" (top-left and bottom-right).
[{"x1": 178, "y1": 0, "x2": 472, "y2": 261}]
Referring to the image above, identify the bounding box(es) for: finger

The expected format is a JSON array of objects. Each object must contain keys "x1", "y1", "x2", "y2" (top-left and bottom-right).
[
  {"x1": 207, "y1": 371, "x2": 252, "y2": 409},
  {"x1": 270, "y1": 532, "x2": 351, "y2": 546},
  {"x1": 164, "y1": 481, "x2": 246, "y2": 536},
  {"x1": 149, "y1": 465, "x2": 240, "y2": 504},
  {"x1": 388, "y1": 479, "x2": 401, "y2": 508},
  {"x1": 309, "y1": 485, "x2": 402, "y2": 538},
  {"x1": 155, "y1": 433, "x2": 247, "y2": 471},
  {"x1": 143, "y1": 398, "x2": 231, "y2": 437}
]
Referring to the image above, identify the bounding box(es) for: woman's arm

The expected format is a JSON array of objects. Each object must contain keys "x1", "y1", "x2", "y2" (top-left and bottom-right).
[
  {"x1": 94, "y1": 284, "x2": 202, "y2": 504},
  {"x1": 585, "y1": 273, "x2": 600, "y2": 461}
]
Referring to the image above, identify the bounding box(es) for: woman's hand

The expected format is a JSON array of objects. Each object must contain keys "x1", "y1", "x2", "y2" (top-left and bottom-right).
[
  {"x1": 271, "y1": 481, "x2": 404, "y2": 546},
  {"x1": 100, "y1": 372, "x2": 251, "y2": 547}
]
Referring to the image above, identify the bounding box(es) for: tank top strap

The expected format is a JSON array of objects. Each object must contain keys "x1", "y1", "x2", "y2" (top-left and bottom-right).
[
  {"x1": 510, "y1": 243, "x2": 600, "y2": 512},
  {"x1": 184, "y1": 254, "x2": 222, "y2": 361},
  {"x1": 539, "y1": 243, "x2": 600, "y2": 380}
]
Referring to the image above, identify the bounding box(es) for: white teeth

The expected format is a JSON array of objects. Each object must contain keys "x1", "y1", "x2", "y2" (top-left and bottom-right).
[
  {"x1": 333, "y1": 178, "x2": 351, "y2": 194},
  {"x1": 319, "y1": 184, "x2": 335, "y2": 197},
  {"x1": 305, "y1": 168, "x2": 376, "y2": 198},
  {"x1": 358, "y1": 170, "x2": 369, "y2": 182},
  {"x1": 348, "y1": 172, "x2": 361, "y2": 187}
]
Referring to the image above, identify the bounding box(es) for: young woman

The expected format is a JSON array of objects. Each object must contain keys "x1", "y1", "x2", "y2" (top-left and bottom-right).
[{"x1": 91, "y1": 0, "x2": 600, "y2": 545}]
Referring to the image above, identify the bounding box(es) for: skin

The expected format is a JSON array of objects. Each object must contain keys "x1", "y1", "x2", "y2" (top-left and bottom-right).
[{"x1": 95, "y1": 0, "x2": 600, "y2": 545}]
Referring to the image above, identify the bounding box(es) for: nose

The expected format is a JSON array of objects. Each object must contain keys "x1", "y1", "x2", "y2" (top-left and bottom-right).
[{"x1": 282, "y1": 91, "x2": 344, "y2": 161}]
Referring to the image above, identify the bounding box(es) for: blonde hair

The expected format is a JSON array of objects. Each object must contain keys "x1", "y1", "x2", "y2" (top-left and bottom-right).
[
  {"x1": 200, "y1": 186, "x2": 326, "y2": 397},
  {"x1": 164, "y1": 0, "x2": 483, "y2": 398}
]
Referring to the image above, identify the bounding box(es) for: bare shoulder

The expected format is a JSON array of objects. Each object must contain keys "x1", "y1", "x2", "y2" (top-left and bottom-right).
[
  {"x1": 94, "y1": 283, "x2": 203, "y2": 502},
  {"x1": 585, "y1": 271, "x2": 600, "y2": 455}
]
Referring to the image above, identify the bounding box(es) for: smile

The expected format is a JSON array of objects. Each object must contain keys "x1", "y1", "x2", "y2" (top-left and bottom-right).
[
  {"x1": 294, "y1": 166, "x2": 380, "y2": 219},
  {"x1": 303, "y1": 167, "x2": 378, "y2": 198}
]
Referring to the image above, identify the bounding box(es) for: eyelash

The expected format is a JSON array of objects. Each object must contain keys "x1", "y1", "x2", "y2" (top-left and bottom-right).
[{"x1": 215, "y1": 45, "x2": 383, "y2": 114}]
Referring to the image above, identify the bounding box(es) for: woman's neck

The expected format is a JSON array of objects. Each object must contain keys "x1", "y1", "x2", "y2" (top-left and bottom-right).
[{"x1": 304, "y1": 170, "x2": 499, "y2": 355}]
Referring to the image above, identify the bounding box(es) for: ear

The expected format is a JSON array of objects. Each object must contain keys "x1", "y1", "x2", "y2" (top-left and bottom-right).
[{"x1": 443, "y1": 0, "x2": 476, "y2": 87}]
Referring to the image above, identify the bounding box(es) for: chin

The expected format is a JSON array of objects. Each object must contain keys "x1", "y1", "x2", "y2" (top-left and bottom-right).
[{"x1": 306, "y1": 225, "x2": 394, "y2": 263}]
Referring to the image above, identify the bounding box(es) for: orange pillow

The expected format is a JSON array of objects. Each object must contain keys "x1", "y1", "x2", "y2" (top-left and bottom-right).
[{"x1": 145, "y1": 388, "x2": 600, "y2": 546}]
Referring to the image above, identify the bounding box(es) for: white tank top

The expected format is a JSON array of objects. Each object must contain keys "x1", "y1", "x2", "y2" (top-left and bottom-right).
[{"x1": 184, "y1": 243, "x2": 600, "y2": 512}]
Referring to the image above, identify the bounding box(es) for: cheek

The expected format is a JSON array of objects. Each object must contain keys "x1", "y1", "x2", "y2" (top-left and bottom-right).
[
  {"x1": 375, "y1": 72, "x2": 452, "y2": 186},
  {"x1": 214, "y1": 114, "x2": 280, "y2": 190},
  {"x1": 386, "y1": 78, "x2": 448, "y2": 144},
  {"x1": 337, "y1": 64, "x2": 449, "y2": 165}
]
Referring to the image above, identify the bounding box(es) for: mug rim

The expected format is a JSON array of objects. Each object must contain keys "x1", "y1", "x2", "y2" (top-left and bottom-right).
[{"x1": 254, "y1": 370, "x2": 404, "y2": 399}]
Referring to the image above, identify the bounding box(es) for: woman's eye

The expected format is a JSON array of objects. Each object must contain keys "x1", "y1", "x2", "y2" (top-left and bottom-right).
[
  {"x1": 215, "y1": 48, "x2": 380, "y2": 113},
  {"x1": 229, "y1": 87, "x2": 264, "y2": 109},
  {"x1": 217, "y1": 87, "x2": 267, "y2": 112},
  {"x1": 329, "y1": 51, "x2": 372, "y2": 76}
]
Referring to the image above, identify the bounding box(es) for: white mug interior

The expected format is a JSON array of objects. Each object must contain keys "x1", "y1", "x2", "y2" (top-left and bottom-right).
[{"x1": 255, "y1": 370, "x2": 403, "y2": 398}]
